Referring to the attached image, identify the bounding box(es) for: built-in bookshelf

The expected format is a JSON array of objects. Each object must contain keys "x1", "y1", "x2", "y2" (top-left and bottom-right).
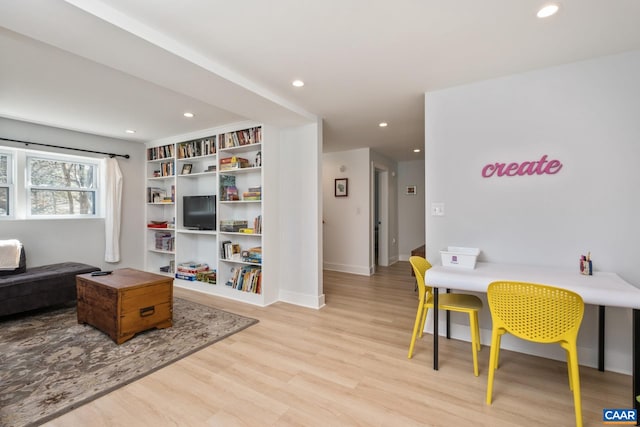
[
  {"x1": 144, "y1": 125, "x2": 266, "y2": 305},
  {"x1": 145, "y1": 143, "x2": 176, "y2": 276}
]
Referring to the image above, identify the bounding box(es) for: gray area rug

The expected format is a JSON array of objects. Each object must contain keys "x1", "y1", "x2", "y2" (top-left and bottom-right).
[{"x1": 0, "y1": 297, "x2": 258, "y2": 427}]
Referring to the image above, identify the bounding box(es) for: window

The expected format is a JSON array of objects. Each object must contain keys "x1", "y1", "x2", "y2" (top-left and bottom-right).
[
  {"x1": 27, "y1": 155, "x2": 99, "y2": 217},
  {"x1": 0, "y1": 147, "x2": 103, "y2": 220},
  {"x1": 0, "y1": 153, "x2": 12, "y2": 216}
]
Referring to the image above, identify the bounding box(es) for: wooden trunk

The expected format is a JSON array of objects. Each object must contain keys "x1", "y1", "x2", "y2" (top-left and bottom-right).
[{"x1": 76, "y1": 268, "x2": 173, "y2": 344}]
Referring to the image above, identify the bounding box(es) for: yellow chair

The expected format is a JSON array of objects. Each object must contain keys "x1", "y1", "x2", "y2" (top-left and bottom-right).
[
  {"x1": 408, "y1": 256, "x2": 483, "y2": 376},
  {"x1": 485, "y1": 281, "x2": 584, "y2": 427}
]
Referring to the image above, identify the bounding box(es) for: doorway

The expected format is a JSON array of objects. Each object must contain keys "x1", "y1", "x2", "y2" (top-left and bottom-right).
[{"x1": 372, "y1": 164, "x2": 389, "y2": 273}]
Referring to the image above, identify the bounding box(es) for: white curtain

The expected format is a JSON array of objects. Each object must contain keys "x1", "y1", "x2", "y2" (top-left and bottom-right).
[{"x1": 105, "y1": 157, "x2": 123, "y2": 263}]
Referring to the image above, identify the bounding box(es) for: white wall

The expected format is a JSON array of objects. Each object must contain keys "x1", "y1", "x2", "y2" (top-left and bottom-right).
[
  {"x1": 0, "y1": 117, "x2": 145, "y2": 270},
  {"x1": 398, "y1": 160, "x2": 425, "y2": 260},
  {"x1": 425, "y1": 50, "x2": 640, "y2": 374},
  {"x1": 322, "y1": 148, "x2": 370, "y2": 275},
  {"x1": 277, "y1": 121, "x2": 325, "y2": 308}
]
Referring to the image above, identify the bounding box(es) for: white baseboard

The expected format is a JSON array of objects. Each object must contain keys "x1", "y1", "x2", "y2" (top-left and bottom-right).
[{"x1": 323, "y1": 262, "x2": 371, "y2": 276}]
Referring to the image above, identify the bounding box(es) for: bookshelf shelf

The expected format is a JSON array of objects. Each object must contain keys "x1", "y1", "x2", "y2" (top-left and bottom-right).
[{"x1": 148, "y1": 248, "x2": 175, "y2": 255}]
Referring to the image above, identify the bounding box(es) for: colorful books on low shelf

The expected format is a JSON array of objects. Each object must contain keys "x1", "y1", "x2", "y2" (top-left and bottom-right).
[
  {"x1": 196, "y1": 270, "x2": 216, "y2": 284},
  {"x1": 225, "y1": 265, "x2": 262, "y2": 294},
  {"x1": 175, "y1": 262, "x2": 210, "y2": 282}
]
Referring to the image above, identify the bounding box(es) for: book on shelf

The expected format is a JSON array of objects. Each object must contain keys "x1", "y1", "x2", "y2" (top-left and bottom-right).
[
  {"x1": 147, "y1": 144, "x2": 174, "y2": 161},
  {"x1": 225, "y1": 265, "x2": 262, "y2": 294},
  {"x1": 176, "y1": 261, "x2": 210, "y2": 274},
  {"x1": 196, "y1": 270, "x2": 217, "y2": 284},
  {"x1": 147, "y1": 187, "x2": 167, "y2": 203},
  {"x1": 175, "y1": 272, "x2": 197, "y2": 281},
  {"x1": 154, "y1": 231, "x2": 174, "y2": 251},
  {"x1": 243, "y1": 246, "x2": 262, "y2": 264},
  {"x1": 220, "y1": 240, "x2": 243, "y2": 260},
  {"x1": 220, "y1": 156, "x2": 251, "y2": 171},
  {"x1": 177, "y1": 136, "x2": 216, "y2": 159},
  {"x1": 220, "y1": 175, "x2": 240, "y2": 201},
  {"x1": 242, "y1": 191, "x2": 261, "y2": 201},
  {"x1": 219, "y1": 127, "x2": 262, "y2": 149},
  {"x1": 253, "y1": 215, "x2": 262, "y2": 234},
  {"x1": 220, "y1": 220, "x2": 249, "y2": 232}
]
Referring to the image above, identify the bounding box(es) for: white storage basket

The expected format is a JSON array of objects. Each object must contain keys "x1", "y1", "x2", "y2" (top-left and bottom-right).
[{"x1": 440, "y1": 247, "x2": 480, "y2": 269}]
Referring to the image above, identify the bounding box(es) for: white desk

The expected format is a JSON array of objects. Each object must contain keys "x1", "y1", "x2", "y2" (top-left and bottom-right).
[{"x1": 425, "y1": 262, "x2": 640, "y2": 413}]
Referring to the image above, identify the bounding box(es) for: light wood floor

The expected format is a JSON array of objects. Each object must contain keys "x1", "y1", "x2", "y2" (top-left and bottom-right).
[{"x1": 46, "y1": 262, "x2": 630, "y2": 426}]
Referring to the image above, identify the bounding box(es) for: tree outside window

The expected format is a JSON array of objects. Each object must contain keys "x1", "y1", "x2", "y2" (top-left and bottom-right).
[
  {"x1": 1, "y1": 154, "x2": 10, "y2": 216},
  {"x1": 28, "y1": 157, "x2": 97, "y2": 216}
]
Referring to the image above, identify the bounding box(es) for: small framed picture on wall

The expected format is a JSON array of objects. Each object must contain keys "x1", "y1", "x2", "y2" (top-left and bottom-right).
[
  {"x1": 335, "y1": 178, "x2": 348, "y2": 197},
  {"x1": 406, "y1": 185, "x2": 417, "y2": 195}
]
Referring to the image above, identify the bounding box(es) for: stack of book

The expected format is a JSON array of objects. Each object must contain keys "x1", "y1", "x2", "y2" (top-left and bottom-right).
[
  {"x1": 220, "y1": 156, "x2": 250, "y2": 171},
  {"x1": 243, "y1": 246, "x2": 262, "y2": 264},
  {"x1": 175, "y1": 262, "x2": 209, "y2": 281},
  {"x1": 220, "y1": 220, "x2": 248, "y2": 232},
  {"x1": 243, "y1": 186, "x2": 261, "y2": 201},
  {"x1": 154, "y1": 232, "x2": 174, "y2": 251},
  {"x1": 196, "y1": 269, "x2": 216, "y2": 284}
]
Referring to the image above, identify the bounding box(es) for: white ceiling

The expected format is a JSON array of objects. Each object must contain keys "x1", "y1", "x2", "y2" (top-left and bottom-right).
[{"x1": 2, "y1": 1, "x2": 640, "y2": 161}]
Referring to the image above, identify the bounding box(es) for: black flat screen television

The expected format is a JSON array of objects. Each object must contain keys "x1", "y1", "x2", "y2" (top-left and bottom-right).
[{"x1": 183, "y1": 195, "x2": 216, "y2": 230}]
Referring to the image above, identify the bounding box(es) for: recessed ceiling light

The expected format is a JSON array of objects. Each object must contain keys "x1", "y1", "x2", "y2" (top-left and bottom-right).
[
  {"x1": 379, "y1": 122, "x2": 388, "y2": 128},
  {"x1": 125, "y1": 129, "x2": 136, "y2": 134},
  {"x1": 183, "y1": 112, "x2": 195, "y2": 118},
  {"x1": 413, "y1": 148, "x2": 421, "y2": 153},
  {"x1": 292, "y1": 80, "x2": 305, "y2": 87},
  {"x1": 537, "y1": 4, "x2": 559, "y2": 18}
]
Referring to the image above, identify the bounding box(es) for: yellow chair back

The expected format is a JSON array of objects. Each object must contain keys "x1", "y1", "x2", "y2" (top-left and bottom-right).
[
  {"x1": 409, "y1": 255, "x2": 432, "y2": 302},
  {"x1": 487, "y1": 281, "x2": 584, "y2": 344}
]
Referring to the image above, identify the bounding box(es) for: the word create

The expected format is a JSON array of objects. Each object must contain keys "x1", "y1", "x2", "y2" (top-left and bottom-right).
[{"x1": 481, "y1": 155, "x2": 562, "y2": 178}]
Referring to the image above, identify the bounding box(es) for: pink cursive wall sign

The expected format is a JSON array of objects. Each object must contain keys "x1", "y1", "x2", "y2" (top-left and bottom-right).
[{"x1": 481, "y1": 154, "x2": 562, "y2": 178}]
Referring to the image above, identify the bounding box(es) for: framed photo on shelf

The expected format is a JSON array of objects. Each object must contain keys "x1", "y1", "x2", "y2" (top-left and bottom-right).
[
  {"x1": 406, "y1": 185, "x2": 417, "y2": 195},
  {"x1": 334, "y1": 178, "x2": 348, "y2": 197},
  {"x1": 181, "y1": 163, "x2": 192, "y2": 175}
]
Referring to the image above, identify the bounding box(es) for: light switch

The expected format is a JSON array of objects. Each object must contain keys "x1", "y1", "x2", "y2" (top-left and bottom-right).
[{"x1": 431, "y1": 202, "x2": 445, "y2": 216}]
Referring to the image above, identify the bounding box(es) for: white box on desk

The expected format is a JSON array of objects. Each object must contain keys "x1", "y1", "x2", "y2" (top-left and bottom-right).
[{"x1": 440, "y1": 247, "x2": 480, "y2": 269}]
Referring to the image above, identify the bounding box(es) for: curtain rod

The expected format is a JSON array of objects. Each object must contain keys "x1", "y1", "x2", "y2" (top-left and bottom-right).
[{"x1": 0, "y1": 137, "x2": 130, "y2": 159}]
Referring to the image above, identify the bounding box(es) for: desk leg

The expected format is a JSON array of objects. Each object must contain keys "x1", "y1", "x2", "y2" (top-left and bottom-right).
[
  {"x1": 598, "y1": 305, "x2": 605, "y2": 372},
  {"x1": 633, "y1": 309, "x2": 639, "y2": 424},
  {"x1": 434, "y1": 287, "x2": 439, "y2": 371},
  {"x1": 446, "y1": 288, "x2": 451, "y2": 339}
]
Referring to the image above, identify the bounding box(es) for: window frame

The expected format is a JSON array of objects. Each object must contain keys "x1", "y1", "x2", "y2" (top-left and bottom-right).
[
  {"x1": 0, "y1": 147, "x2": 104, "y2": 220},
  {"x1": 0, "y1": 150, "x2": 14, "y2": 217}
]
